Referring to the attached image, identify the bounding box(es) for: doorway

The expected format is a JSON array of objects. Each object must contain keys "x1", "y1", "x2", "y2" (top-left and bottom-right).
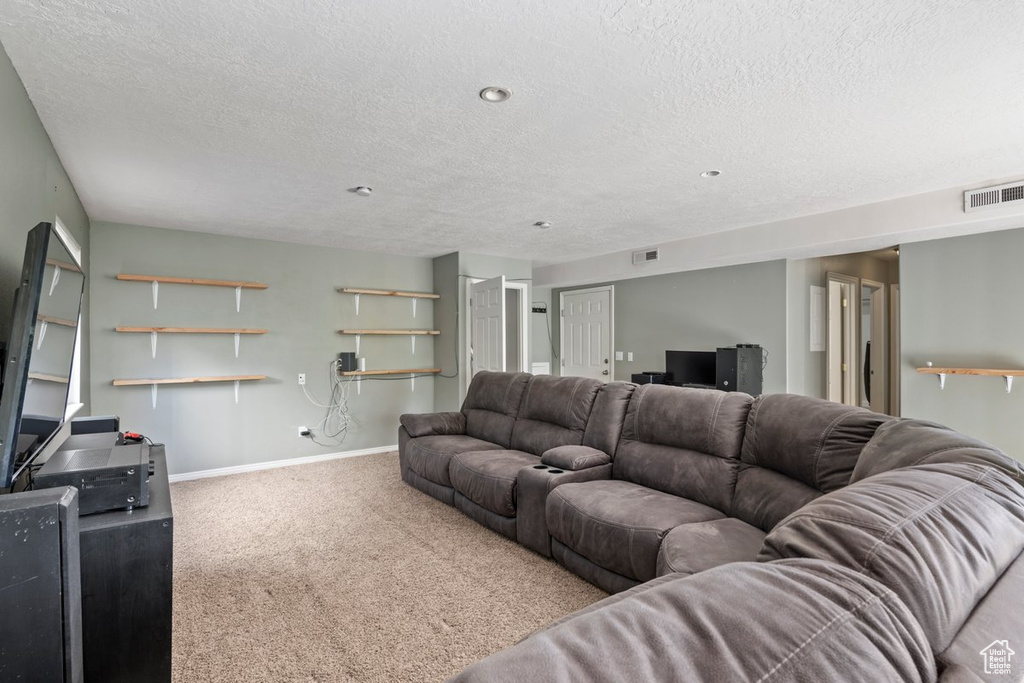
[
  {"x1": 560, "y1": 286, "x2": 613, "y2": 382},
  {"x1": 826, "y1": 273, "x2": 858, "y2": 405},
  {"x1": 860, "y1": 279, "x2": 887, "y2": 413},
  {"x1": 465, "y1": 277, "x2": 529, "y2": 389}
]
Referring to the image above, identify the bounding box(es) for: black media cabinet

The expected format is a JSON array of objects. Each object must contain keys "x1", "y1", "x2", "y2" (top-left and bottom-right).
[{"x1": 61, "y1": 434, "x2": 173, "y2": 683}]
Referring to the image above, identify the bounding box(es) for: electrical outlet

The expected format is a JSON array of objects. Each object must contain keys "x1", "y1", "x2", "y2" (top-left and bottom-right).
[
  {"x1": 627, "y1": 352, "x2": 634, "y2": 362},
  {"x1": 298, "y1": 426, "x2": 309, "y2": 437},
  {"x1": 297, "y1": 373, "x2": 306, "y2": 385},
  {"x1": 614, "y1": 351, "x2": 623, "y2": 361}
]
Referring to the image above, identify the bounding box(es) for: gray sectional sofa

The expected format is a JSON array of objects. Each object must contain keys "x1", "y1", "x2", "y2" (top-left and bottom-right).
[{"x1": 398, "y1": 371, "x2": 1024, "y2": 681}]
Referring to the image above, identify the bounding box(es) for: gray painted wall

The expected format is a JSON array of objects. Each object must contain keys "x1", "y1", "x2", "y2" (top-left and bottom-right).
[
  {"x1": 432, "y1": 252, "x2": 460, "y2": 411},
  {"x1": 901, "y1": 227, "x2": 1024, "y2": 460},
  {"x1": 90, "y1": 222, "x2": 435, "y2": 476},
  {"x1": 553, "y1": 260, "x2": 789, "y2": 393},
  {"x1": 531, "y1": 286, "x2": 555, "y2": 369},
  {"x1": 0, "y1": 42, "x2": 91, "y2": 410}
]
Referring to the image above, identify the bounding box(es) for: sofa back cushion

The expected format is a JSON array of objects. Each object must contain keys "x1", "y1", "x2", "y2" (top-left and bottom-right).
[
  {"x1": 581, "y1": 382, "x2": 636, "y2": 456},
  {"x1": 758, "y1": 462, "x2": 1024, "y2": 654},
  {"x1": 851, "y1": 417, "x2": 1024, "y2": 486},
  {"x1": 733, "y1": 394, "x2": 889, "y2": 531},
  {"x1": 510, "y1": 375, "x2": 602, "y2": 455},
  {"x1": 461, "y1": 371, "x2": 531, "y2": 448},
  {"x1": 613, "y1": 385, "x2": 752, "y2": 512}
]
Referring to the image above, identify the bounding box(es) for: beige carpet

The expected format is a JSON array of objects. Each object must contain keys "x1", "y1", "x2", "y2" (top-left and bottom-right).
[{"x1": 170, "y1": 452, "x2": 607, "y2": 682}]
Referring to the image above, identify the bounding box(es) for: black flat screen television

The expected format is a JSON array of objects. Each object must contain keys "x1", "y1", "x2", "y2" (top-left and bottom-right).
[
  {"x1": 0, "y1": 222, "x2": 85, "y2": 492},
  {"x1": 665, "y1": 350, "x2": 717, "y2": 386}
]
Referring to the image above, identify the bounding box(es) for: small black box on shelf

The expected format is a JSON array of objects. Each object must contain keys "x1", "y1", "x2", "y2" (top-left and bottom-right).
[{"x1": 338, "y1": 352, "x2": 358, "y2": 372}]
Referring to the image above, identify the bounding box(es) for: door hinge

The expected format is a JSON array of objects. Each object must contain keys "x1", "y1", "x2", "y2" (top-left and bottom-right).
[
  {"x1": 561, "y1": 359, "x2": 565, "y2": 366},
  {"x1": 560, "y1": 309, "x2": 565, "y2": 317},
  {"x1": 841, "y1": 298, "x2": 848, "y2": 308},
  {"x1": 841, "y1": 363, "x2": 847, "y2": 372}
]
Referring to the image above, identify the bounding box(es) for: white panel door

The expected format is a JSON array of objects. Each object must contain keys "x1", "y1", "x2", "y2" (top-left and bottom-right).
[
  {"x1": 470, "y1": 276, "x2": 506, "y2": 376},
  {"x1": 561, "y1": 287, "x2": 612, "y2": 381}
]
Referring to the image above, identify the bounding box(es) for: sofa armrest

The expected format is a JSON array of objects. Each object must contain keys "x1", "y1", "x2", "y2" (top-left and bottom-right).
[
  {"x1": 517, "y1": 464, "x2": 612, "y2": 557},
  {"x1": 399, "y1": 411, "x2": 466, "y2": 438},
  {"x1": 541, "y1": 445, "x2": 611, "y2": 471}
]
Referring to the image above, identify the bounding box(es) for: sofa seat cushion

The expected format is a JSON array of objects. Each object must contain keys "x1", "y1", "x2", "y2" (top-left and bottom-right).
[
  {"x1": 405, "y1": 435, "x2": 505, "y2": 488},
  {"x1": 450, "y1": 449, "x2": 540, "y2": 517},
  {"x1": 548, "y1": 480, "x2": 725, "y2": 582},
  {"x1": 656, "y1": 517, "x2": 766, "y2": 577}
]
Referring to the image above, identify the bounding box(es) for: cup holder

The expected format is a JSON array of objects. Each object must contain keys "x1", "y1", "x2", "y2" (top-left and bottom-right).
[
  {"x1": 533, "y1": 465, "x2": 549, "y2": 470},
  {"x1": 548, "y1": 469, "x2": 564, "y2": 474}
]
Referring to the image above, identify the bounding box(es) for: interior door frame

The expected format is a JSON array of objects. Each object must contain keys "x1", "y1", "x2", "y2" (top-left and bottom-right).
[
  {"x1": 559, "y1": 285, "x2": 614, "y2": 380},
  {"x1": 826, "y1": 272, "x2": 860, "y2": 406},
  {"x1": 464, "y1": 278, "x2": 529, "y2": 391},
  {"x1": 860, "y1": 278, "x2": 887, "y2": 414}
]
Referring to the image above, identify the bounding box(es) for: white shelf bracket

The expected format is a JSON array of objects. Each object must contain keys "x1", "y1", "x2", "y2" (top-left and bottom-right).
[
  {"x1": 410, "y1": 375, "x2": 415, "y2": 392},
  {"x1": 356, "y1": 377, "x2": 362, "y2": 395},
  {"x1": 234, "y1": 332, "x2": 241, "y2": 358},
  {"x1": 151, "y1": 331, "x2": 158, "y2": 359},
  {"x1": 355, "y1": 334, "x2": 361, "y2": 356},
  {"x1": 36, "y1": 320, "x2": 48, "y2": 349},
  {"x1": 49, "y1": 265, "x2": 61, "y2": 296},
  {"x1": 152, "y1": 280, "x2": 159, "y2": 309},
  {"x1": 151, "y1": 384, "x2": 158, "y2": 409},
  {"x1": 412, "y1": 298, "x2": 417, "y2": 318},
  {"x1": 234, "y1": 380, "x2": 241, "y2": 403},
  {"x1": 354, "y1": 293, "x2": 360, "y2": 316},
  {"x1": 937, "y1": 373, "x2": 946, "y2": 390},
  {"x1": 1004, "y1": 375, "x2": 1014, "y2": 394},
  {"x1": 411, "y1": 335, "x2": 416, "y2": 354},
  {"x1": 235, "y1": 286, "x2": 242, "y2": 312}
]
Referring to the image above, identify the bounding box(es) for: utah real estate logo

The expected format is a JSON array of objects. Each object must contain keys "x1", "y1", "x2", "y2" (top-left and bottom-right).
[{"x1": 980, "y1": 640, "x2": 1015, "y2": 676}]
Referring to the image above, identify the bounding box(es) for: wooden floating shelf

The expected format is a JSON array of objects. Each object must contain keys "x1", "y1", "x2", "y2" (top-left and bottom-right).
[
  {"x1": 916, "y1": 367, "x2": 1024, "y2": 377},
  {"x1": 113, "y1": 375, "x2": 267, "y2": 387},
  {"x1": 46, "y1": 258, "x2": 82, "y2": 273},
  {"x1": 38, "y1": 314, "x2": 77, "y2": 327},
  {"x1": 28, "y1": 372, "x2": 70, "y2": 384},
  {"x1": 917, "y1": 366, "x2": 1024, "y2": 393},
  {"x1": 116, "y1": 327, "x2": 268, "y2": 334},
  {"x1": 338, "y1": 329, "x2": 439, "y2": 336},
  {"x1": 339, "y1": 368, "x2": 441, "y2": 377},
  {"x1": 117, "y1": 274, "x2": 268, "y2": 289},
  {"x1": 338, "y1": 287, "x2": 439, "y2": 299}
]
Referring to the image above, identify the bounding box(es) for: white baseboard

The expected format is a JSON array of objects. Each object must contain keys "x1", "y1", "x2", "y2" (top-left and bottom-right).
[{"x1": 168, "y1": 444, "x2": 398, "y2": 483}]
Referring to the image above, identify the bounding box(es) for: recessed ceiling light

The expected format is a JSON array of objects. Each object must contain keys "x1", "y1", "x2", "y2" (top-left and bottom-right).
[
  {"x1": 479, "y1": 86, "x2": 512, "y2": 103},
  {"x1": 354, "y1": 186, "x2": 372, "y2": 197},
  {"x1": 700, "y1": 170, "x2": 721, "y2": 178},
  {"x1": 534, "y1": 221, "x2": 552, "y2": 229}
]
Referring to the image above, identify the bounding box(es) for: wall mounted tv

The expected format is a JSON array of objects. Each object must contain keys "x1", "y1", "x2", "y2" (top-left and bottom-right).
[{"x1": 0, "y1": 222, "x2": 85, "y2": 492}]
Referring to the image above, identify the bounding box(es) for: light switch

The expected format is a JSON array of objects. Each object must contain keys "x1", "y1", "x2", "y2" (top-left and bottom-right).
[
  {"x1": 627, "y1": 352, "x2": 634, "y2": 362},
  {"x1": 614, "y1": 351, "x2": 624, "y2": 361}
]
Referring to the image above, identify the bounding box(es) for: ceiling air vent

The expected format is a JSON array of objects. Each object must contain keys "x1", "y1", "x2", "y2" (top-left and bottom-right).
[
  {"x1": 632, "y1": 248, "x2": 660, "y2": 265},
  {"x1": 964, "y1": 180, "x2": 1024, "y2": 213}
]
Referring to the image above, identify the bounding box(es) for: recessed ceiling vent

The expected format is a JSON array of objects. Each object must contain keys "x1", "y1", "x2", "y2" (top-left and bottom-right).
[
  {"x1": 632, "y1": 248, "x2": 660, "y2": 265},
  {"x1": 964, "y1": 180, "x2": 1024, "y2": 213}
]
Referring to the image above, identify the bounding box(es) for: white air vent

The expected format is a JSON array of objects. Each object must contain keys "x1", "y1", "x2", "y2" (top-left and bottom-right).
[
  {"x1": 632, "y1": 248, "x2": 660, "y2": 265},
  {"x1": 964, "y1": 180, "x2": 1024, "y2": 213}
]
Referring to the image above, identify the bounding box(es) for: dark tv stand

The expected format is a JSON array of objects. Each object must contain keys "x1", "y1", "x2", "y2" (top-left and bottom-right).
[{"x1": 58, "y1": 433, "x2": 173, "y2": 683}]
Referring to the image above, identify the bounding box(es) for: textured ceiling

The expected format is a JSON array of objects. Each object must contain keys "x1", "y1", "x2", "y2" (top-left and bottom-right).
[{"x1": 1, "y1": 0, "x2": 1023, "y2": 265}]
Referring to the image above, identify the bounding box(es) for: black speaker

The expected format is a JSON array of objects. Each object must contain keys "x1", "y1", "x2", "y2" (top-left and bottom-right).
[
  {"x1": 338, "y1": 352, "x2": 357, "y2": 372},
  {"x1": 716, "y1": 345, "x2": 763, "y2": 396}
]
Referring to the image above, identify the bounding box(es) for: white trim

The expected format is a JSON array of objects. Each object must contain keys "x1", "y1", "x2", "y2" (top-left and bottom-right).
[
  {"x1": 167, "y1": 444, "x2": 397, "y2": 483},
  {"x1": 559, "y1": 285, "x2": 615, "y2": 380}
]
